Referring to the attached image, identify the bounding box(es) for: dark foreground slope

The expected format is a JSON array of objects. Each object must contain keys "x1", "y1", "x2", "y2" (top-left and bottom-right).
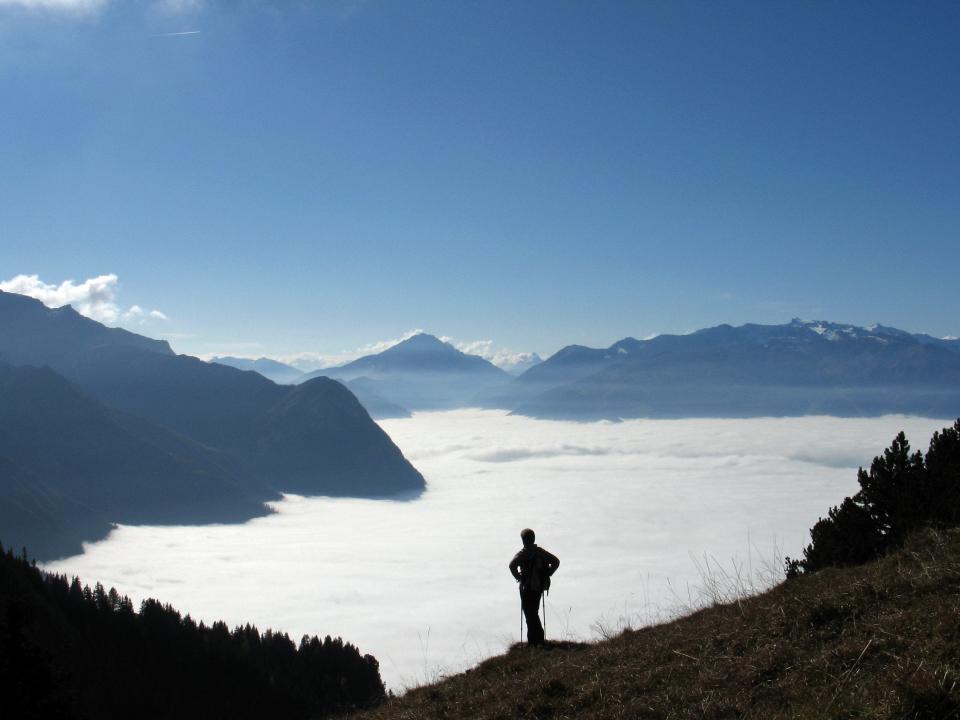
[
  {"x1": 0, "y1": 545, "x2": 386, "y2": 720},
  {"x1": 360, "y1": 528, "x2": 960, "y2": 720}
]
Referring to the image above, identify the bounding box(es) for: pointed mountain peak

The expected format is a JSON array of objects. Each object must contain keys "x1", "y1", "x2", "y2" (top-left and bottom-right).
[
  {"x1": 392, "y1": 333, "x2": 453, "y2": 350},
  {"x1": 312, "y1": 331, "x2": 511, "y2": 384},
  {"x1": 381, "y1": 333, "x2": 464, "y2": 358}
]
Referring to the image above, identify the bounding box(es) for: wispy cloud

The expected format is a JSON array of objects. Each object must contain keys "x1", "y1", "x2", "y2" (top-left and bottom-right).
[
  {"x1": 0, "y1": 0, "x2": 203, "y2": 15},
  {"x1": 0, "y1": 273, "x2": 168, "y2": 326},
  {"x1": 152, "y1": 0, "x2": 203, "y2": 14},
  {"x1": 153, "y1": 29, "x2": 200, "y2": 36},
  {"x1": 440, "y1": 336, "x2": 541, "y2": 372},
  {"x1": 0, "y1": 0, "x2": 107, "y2": 12}
]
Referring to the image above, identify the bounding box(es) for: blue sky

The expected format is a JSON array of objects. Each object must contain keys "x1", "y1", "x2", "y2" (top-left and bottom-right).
[{"x1": 1, "y1": 1, "x2": 958, "y2": 366}]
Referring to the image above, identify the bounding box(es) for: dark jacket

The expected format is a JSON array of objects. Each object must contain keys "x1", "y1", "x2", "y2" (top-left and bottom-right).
[{"x1": 509, "y1": 544, "x2": 560, "y2": 595}]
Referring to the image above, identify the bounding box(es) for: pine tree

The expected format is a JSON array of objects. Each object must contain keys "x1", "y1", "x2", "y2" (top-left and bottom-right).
[{"x1": 794, "y1": 419, "x2": 960, "y2": 575}]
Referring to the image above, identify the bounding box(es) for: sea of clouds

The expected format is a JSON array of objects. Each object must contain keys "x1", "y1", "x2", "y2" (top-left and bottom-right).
[{"x1": 45, "y1": 411, "x2": 951, "y2": 690}]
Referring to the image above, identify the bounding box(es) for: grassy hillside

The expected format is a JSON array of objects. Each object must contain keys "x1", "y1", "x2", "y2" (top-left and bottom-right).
[{"x1": 360, "y1": 528, "x2": 960, "y2": 719}]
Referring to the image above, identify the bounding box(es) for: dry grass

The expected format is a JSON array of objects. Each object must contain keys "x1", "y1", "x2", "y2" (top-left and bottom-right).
[{"x1": 356, "y1": 528, "x2": 960, "y2": 720}]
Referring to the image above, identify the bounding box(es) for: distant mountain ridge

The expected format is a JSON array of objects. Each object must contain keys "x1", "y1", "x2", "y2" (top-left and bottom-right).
[
  {"x1": 306, "y1": 333, "x2": 508, "y2": 378},
  {"x1": 210, "y1": 356, "x2": 304, "y2": 384},
  {"x1": 208, "y1": 356, "x2": 412, "y2": 417},
  {"x1": 302, "y1": 333, "x2": 512, "y2": 410},
  {"x1": 0, "y1": 291, "x2": 425, "y2": 559},
  {"x1": 496, "y1": 319, "x2": 960, "y2": 420}
]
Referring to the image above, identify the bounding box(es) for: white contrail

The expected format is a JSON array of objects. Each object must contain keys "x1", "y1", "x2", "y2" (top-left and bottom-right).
[{"x1": 153, "y1": 30, "x2": 201, "y2": 37}]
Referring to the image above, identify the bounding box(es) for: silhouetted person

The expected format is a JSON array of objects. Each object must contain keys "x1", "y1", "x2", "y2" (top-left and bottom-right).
[{"x1": 509, "y1": 528, "x2": 559, "y2": 646}]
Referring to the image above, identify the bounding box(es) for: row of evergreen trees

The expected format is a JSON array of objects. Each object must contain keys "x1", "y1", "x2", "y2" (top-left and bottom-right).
[
  {"x1": 787, "y1": 418, "x2": 960, "y2": 576},
  {"x1": 0, "y1": 546, "x2": 385, "y2": 719}
]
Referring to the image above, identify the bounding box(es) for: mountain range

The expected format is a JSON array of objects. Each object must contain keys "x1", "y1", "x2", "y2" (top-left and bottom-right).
[
  {"x1": 0, "y1": 290, "x2": 424, "y2": 559},
  {"x1": 491, "y1": 319, "x2": 960, "y2": 420},
  {"x1": 212, "y1": 321, "x2": 960, "y2": 421},
  {"x1": 212, "y1": 338, "x2": 530, "y2": 416},
  {"x1": 3, "y1": 292, "x2": 958, "y2": 556}
]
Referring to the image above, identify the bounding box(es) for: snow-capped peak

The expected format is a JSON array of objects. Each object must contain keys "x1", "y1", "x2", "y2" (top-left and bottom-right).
[{"x1": 791, "y1": 319, "x2": 892, "y2": 343}]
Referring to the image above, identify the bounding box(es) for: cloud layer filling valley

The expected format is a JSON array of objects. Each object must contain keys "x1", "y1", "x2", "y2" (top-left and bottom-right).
[{"x1": 45, "y1": 411, "x2": 952, "y2": 690}]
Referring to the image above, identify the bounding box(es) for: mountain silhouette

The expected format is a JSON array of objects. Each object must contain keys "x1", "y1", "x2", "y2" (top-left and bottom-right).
[
  {"x1": 343, "y1": 377, "x2": 412, "y2": 419},
  {"x1": 0, "y1": 289, "x2": 172, "y2": 366},
  {"x1": 210, "y1": 356, "x2": 304, "y2": 384},
  {"x1": 210, "y1": 358, "x2": 412, "y2": 417},
  {"x1": 301, "y1": 333, "x2": 511, "y2": 410},
  {"x1": 502, "y1": 320, "x2": 960, "y2": 420},
  {"x1": 0, "y1": 455, "x2": 113, "y2": 561},
  {"x1": 0, "y1": 363, "x2": 271, "y2": 558},
  {"x1": 0, "y1": 291, "x2": 425, "y2": 558}
]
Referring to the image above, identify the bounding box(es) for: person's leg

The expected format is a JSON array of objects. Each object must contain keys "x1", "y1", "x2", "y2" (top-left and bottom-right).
[{"x1": 521, "y1": 590, "x2": 544, "y2": 645}]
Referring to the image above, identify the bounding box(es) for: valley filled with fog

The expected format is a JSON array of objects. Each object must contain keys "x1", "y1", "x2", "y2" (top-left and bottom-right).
[{"x1": 45, "y1": 411, "x2": 951, "y2": 691}]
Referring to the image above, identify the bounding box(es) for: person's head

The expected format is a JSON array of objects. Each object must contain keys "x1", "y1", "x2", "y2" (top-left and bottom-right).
[{"x1": 520, "y1": 528, "x2": 535, "y2": 547}]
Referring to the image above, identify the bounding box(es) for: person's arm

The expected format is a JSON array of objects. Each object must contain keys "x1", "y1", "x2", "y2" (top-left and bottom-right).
[
  {"x1": 542, "y1": 548, "x2": 560, "y2": 576},
  {"x1": 508, "y1": 551, "x2": 523, "y2": 582}
]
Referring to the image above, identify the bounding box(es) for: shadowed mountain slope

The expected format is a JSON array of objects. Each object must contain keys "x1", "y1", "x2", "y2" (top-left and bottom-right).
[
  {"x1": 0, "y1": 291, "x2": 424, "y2": 558},
  {"x1": 344, "y1": 377, "x2": 412, "y2": 419},
  {"x1": 0, "y1": 363, "x2": 272, "y2": 558},
  {"x1": 302, "y1": 333, "x2": 511, "y2": 410},
  {"x1": 253, "y1": 376, "x2": 417, "y2": 494},
  {"x1": 359, "y1": 527, "x2": 960, "y2": 720},
  {"x1": 209, "y1": 358, "x2": 411, "y2": 418},
  {"x1": 0, "y1": 290, "x2": 423, "y2": 497},
  {"x1": 0, "y1": 457, "x2": 112, "y2": 562},
  {"x1": 0, "y1": 289, "x2": 172, "y2": 366},
  {"x1": 504, "y1": 320, "x2": 960, "y2": 420}
]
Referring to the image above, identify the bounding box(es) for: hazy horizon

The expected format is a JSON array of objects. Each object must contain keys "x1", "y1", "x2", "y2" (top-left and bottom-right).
[{"x1": 1, "y1": 284, "x2": 957, "y2": 375}]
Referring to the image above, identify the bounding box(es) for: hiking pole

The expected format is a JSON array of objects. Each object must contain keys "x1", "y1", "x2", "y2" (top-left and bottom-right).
[
  {"x1": 520, "y1": 602, "x2": 524, "y2": 644},
  {"x1": 542, "y1": 593, "x2": 546, "y2": 641}
]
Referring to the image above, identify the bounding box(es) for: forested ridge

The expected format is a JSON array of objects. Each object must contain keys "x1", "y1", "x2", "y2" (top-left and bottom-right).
[{"x1": 0, "y1": 546, "x2": 385, "y2": 719}]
